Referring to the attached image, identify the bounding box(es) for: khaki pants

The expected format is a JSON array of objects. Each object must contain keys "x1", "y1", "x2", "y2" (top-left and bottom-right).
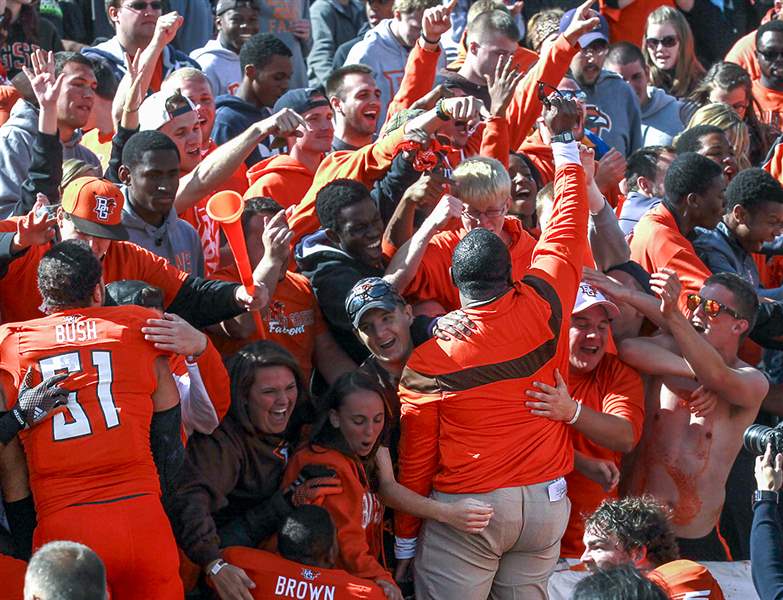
[{"x1": 414, "y1": 479, "x2": 570, "y2": 600}]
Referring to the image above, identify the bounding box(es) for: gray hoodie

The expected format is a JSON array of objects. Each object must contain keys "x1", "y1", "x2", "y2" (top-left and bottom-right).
[
  {"x1": 0, "y1": 100, "x2": 100, "y2": 219},
  {"x1": 257, "y1": 0, "x2": 310, "y2": 90},
  {"x1": 121, "y1": 188, "x2": 205, "y2": 278},
  {"x1": 578, "y1": 70, "x2": 643, "y2": 158},
  {"x1": 641, "y1": 86, "x2": 684, "y2": 147},
  {"x1": 191, "y1": 39, "x2": 241, "y2": 97},
  {"x1": 345, "y1": 19, "x2": 446, "y2": 133},
  {"x1": 618, "y1": 190, "x2": 662, "y2": 236}
]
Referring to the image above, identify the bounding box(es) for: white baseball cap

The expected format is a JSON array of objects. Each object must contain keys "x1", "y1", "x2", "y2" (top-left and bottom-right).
[
  {"x1": 573, "y1": 282, "x2": 620, "y2": 319},
  {"x1": 138, "y1": 90, "x2": 197, "y2": 132}
]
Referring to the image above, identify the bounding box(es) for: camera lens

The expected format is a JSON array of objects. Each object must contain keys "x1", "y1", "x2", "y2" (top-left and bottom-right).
[{"x1": 744, "y1": 424, "x2": 783, "y2": 455}]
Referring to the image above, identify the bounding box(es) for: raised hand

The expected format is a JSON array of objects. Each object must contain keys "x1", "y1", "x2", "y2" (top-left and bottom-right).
[
  {"x1": 152, "y1": 11, "x2": 183, "y2": 48},
  {"x1": 290, "y1": 19, "x2": 311, "y2": 41},
  {"x1": 22, "y1": 49, "x2": 64, "y2": 111},
  {"x1": 261, "y1": 210, "x2": 294, "y2": 265},
  {"x1": 401, "y1": 170, "x2": 451, "y2": 209},
  {"x1": 260, "y1": 108, "x2": 307, "y2": 139},
  {"x1": 562, "y1": 0, "x2": 602, "y2": 47},
  {"x1": 439, "y1": 95, "x2": 487, "y2": 130},
  {"x1": 423, "y1": 193, "x2": 462, "y2": 232},
  {"x1": 13, "y1": 196, "x2": 57, "y2": 251},
  {"x1": 594, "y1": 148, "x2": 626, "y2": 192},
  {"x1": 142, "y1": 313, "x2": 208, "y2": 358},
  {"x1": 649, "y1": 268, "x2": 682, "y2": 319},
  {"x1": 542, "y1": 94, "x2": 579, "y2": 137},
  {"x1": 421, "y1": 0, "x2": 457, "y2": 43},
  {"x1": 486, "y1": 54, "x2": 524, "y2": 117},
  {"x1": 579, "y1": 144, "x2": 596, "y2": 182},
  {"x1": 433, "y1": 309, "x2": 478, "y2": 341}
]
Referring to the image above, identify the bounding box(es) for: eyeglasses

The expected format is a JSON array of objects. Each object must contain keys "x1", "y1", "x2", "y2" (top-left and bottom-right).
[
  {"x1": 645, "y1": 35, "x2": 678, "y2": 49},
  {"x1": 580, "y1": 41, "x2": 609, "y2": 57},
  {"x1": 758, "y1": 49, "x2": 783, "y2": 62},
  {"x1": 462, "y1": 205, "x2": 508, "y2": 221},
  {"x1": 559, "y1": 90, "x2": 587, "y2": 102},
  {"x1": 686, "y1": 294, "x2": 744, "y2": 320},
  {"x1": 122, "y1": 1, "x2": 163, "y2": 12}
]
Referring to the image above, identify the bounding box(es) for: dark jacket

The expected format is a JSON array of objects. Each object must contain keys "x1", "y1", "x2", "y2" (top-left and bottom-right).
[
  {"x1": 0, "y1": 16, "x2": 63, "y2": 79},
  {"x1": 751, "y1": 497, "x2": 783, "y2": 599},
  {"x1": 295, "y1": 230, "x2": 384, "y2": 364},
  {"x1": 307, "y1": 0, "x2": 366, "y2": 85},
  {"x1": 211, "y1": 94, "x2": 271, "y2": 168},
  {"x1": 171, "y1": 411, "x2": 291, "y2": 567}
]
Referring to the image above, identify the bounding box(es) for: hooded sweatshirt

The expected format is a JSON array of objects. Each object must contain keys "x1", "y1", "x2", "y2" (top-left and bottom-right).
[
  {"x1": 578, "y1": 69, "x2": 643, "y2": 158},
  {"x1": 121, "y1": 189, "x2": 205, "y2": 277},
  {"x1": 191, "y1": 38, "x2": 241, "y2": 97},
  {"x1": 345, "y1": 19, "x2": 446, "y2": 134},
  {"x1": 0, "y1": 100, "x2": 99, "y2": 219},
  {"x1": 212, "y1": 95, "x2": 272, "y2": 167},
  {"x1": 640, "y1": 86, "x2": 684, "y2": 147},
  {"x1": 617, "y1": 191, "x2": 662, "y2": 237},
  {"x1": 257, "y1": 0, "x2": 310, "y2": 89},
  {"x1": 295, "y1": 229, "x2": 384, "y2": 364},
  {"x1": 244, "y1": 155, "x2": 315, "y2": 209}
]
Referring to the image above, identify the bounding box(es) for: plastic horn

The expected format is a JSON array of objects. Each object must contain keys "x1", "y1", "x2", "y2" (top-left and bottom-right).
[{"x1": 206, "y1": 190, "x2": 264, "y2": 335}]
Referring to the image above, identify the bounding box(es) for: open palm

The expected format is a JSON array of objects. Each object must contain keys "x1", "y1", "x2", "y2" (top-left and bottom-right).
[{"x1": 22, "y1": 49, "x2": 64, "y2": 110}]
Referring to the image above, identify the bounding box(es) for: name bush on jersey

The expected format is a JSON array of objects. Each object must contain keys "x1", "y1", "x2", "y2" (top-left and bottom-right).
[{"x1": 55, "y1": 316, "x2": 98, "y2": 344}]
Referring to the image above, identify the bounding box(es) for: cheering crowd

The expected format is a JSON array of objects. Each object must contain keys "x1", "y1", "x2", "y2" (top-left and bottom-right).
[{"x1": 3, "y1": 0, "x2": 783, "y2": 598}]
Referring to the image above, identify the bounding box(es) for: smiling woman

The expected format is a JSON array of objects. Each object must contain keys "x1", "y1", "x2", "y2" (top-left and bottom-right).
[{"x1": 643, "y1": 6, "x2": 704, "y2": 98}]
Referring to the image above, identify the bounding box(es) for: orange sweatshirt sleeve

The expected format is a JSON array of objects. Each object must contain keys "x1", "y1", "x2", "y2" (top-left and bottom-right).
[
  {"x1": 383, "y1": 41, "x2": 442, "y2": 127},
  {"x1": 528, "y1": 159, "x2": 589, "y2": 316},
  {"x1": 289, "y1": 127, "x2": 407, "y2": 247},
  {"x1": 507, "y1": 34, "x2": 578, "y2": 151},
  {"x1": 395, "y1": 366, "x2": 442, "y2": 540},
  {"x1": 480, "y1": 115, "x2": 510, "y2": 168}
]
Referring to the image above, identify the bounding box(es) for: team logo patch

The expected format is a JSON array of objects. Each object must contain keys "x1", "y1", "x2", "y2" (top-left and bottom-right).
[
  {"x1": 93, "y1": 195, "x2": 117, "y2": 221},
  {"x1": 584, "y1": 104, "x2": 612, "y2": 138},
  {"x1": 300, "y1": 568, "x2": 320, "y2": 581}
]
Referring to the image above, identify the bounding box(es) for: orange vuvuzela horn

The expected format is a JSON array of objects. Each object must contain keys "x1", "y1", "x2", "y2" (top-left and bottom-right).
[{"x1": 206, "y1": 190, "x2": 264, "y2": 335}]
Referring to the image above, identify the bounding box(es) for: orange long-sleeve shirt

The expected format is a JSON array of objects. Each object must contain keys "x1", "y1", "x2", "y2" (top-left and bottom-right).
[
  {"x1": 403, "y1": 217, "x2": 536, "y2": 312},
  {"x1": 599, "y1": 0, "x2": 674, "y2": 46},
  {"x1": 281, "y1": 446, "x2": 390, "y2": 585},
  {"x1": 560, "y1": 354, "x2": 645, "y2": 558},
  {"x1": 629, "y1": 202, "x2": 711, "y2": 305},
  {"x1": 287, "y1": 126, "x2": 406, "y2": 250},
  {"x1": 396, "y1": 161, "x2": 588, "y2": 539}
]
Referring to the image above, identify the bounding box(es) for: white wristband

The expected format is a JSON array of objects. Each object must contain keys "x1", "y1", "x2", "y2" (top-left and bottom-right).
[
  {"x1": 394, "y1": 536, "x2": 418, "y2": 559},
  {"x1": 552, "y1": 140, "x2": 581, "y2": 168},
  {"x1": 566, "y1": 400, "x2": 582, "y2": 425}
]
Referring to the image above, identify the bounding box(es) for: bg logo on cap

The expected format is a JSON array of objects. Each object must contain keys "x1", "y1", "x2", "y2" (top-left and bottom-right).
[{"x1": 94, "y1": 195, "x2": 116, "y2": 222}]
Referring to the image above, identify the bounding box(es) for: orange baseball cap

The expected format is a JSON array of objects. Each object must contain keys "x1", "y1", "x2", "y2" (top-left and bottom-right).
[{"x1": 61, "y1": 176, "x2": 129, "y2": 241}]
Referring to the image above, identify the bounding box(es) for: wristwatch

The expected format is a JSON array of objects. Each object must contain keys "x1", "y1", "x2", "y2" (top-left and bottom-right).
[
  {"x1": 207, "y1": 559, "x2": 228, "y2": 577},
  {"x1": 753, "y1": 489, "x2": 779, "y2": 506},
  {"x1": 435, "y1": 98, "x2": 451, "y2": 121},
  {"x1": 551, "y1": 131, "x2": 575, "y2": 143}
]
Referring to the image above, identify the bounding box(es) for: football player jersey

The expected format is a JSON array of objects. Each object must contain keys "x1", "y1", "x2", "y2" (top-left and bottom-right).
[
  {"x1": 222, "y1": 547, "x2": 386, "y2": 600},
  {"x1": 0, "y1": 306, "x2": 166, "y2": 518}
]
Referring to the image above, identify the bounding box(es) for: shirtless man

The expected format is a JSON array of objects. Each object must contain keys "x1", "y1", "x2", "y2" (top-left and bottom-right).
[{"x1": 585, "y1": 268, "x2": 768, "y2": 561}]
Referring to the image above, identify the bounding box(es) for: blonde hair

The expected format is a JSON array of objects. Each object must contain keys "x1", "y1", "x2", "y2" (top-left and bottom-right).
[
  {"x1": 162, "y1": 67, "x2": 214, "y2": 94},
  {"x1": 61, "y1": 159, "x2": 101, "y2": 193},
  {"x1": 526, "y1": 9, "x2": 563, "y2": 53},
  {"x1": 467, "y1": 0, "x2": 507, "y2": 24},
  {"x1": 686, "y1": 102, "x2": 751, "y2": 170},
  {"x1": 453, "y1": 157, "x2": 511, "y2": 208},
  {"x1": 393, "y1": 0, "x2": 440, "y2": 14},
  {"x1": 643, "y1": 6, "x2": 705, "y2": 98}
]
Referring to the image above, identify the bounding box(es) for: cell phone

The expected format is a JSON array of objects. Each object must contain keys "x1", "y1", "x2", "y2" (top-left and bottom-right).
[{"x1": 35, "y1": 204, "x2": 58, "y2": 219}]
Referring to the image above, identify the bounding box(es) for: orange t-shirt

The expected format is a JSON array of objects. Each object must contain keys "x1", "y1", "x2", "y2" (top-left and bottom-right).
[
  {"x1": 599, "y1": 0, "x2": 674, "y2": 46},
  {"x1": 752, "y1": 79, "x2": 783, "y2": 129},
  {"x1": 179, "y1": 138, "x2": 249, "y2": 276},
  {"x1": 281, "y1": 446, "x2": 390, "y2": 584},
  {"x1": 221, "y1": 547, "x2": 386, "y2": 599},
  {"x1": 0, "y1": 306, "x2": 165, "y2": 519},
  {"x1": 725, "y1": 9, "x2": 774, "y2": 82},
  {"x1": 244, "y1": 154, "x2": 316, "y2": 209},
  {"x1": 560, "y1": 354, "x2": 645, "y2": 558},
  {"x1": 396, "y1": 162, "x2": 588, "y2": 539},
  {"x1": 0, "y1": 555, "x2": 25, "y2": 600},
  {"x1": 649, "y1": 559, "x2": 726, "y2": 600},
  {"x1": 403, "y1": 217, "x2": 537, "y2": 313},
  {"x1": 211, "y1": 266, "x2": 326, "y2": 379},
  {"x1": 0, "y1": 240, "x2": 188, "y2": 325},
  {"x1": 628, "y1": 203, "x2": 711, "y2": 306}
]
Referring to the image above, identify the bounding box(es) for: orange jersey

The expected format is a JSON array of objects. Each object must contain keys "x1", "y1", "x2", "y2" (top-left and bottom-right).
[
  {"x1": 281, "y1": 446, "x2": 389, "y2": 584},
  {"x1": 403, "y1": 217, "x2": 536, "y2": 313},
  {"x1": 288, "y1": 127, "x2": 406, "y2": 250},
  {"x1": 396, "y1": 162, "x2": 587, "y2": 539},
  {"x1": 753, "y1": 79, "x2": 783, "y2": 129},
  {"x1": 628, "y1": 203, "x2": 711, "y2": 306},
  {"x1": 649, "y1": 559, "x2": 726, "y2": 600},
  {"x1": 222, "y1": 547, "x2": 386, "y2": 600},
  {"x1": 0, "y1": 306, "x2": 166, "y2": 519},
  {"x1": 560, "y1": 354, "x2": 645, "y2": 558},
  {"x1": 599, "y1": 0, "x2": 674, "y2": 46},
  {"x1": 519, "y1": 131, "x2": 556, "y2": 184},
  {"x1": 0, "y1": 555, "x2": 25, "y2": 600},
  {"x1": 244, "y1": 154, "x2": 316, "y2": 209},
  {"x1": 0, "y1": 240, "x2": 188, "y2": 324},
  {"x1": 179, "y1": 138, "x2": 249, "y2": 276},
  {"x1": 211, "y1": 266, "x2": 326, "y2": 379}
]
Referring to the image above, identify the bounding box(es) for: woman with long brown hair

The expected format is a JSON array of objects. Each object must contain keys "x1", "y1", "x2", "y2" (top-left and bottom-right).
[{"x1": 643, "y1": 6, "x2": 704, "y2": 98}]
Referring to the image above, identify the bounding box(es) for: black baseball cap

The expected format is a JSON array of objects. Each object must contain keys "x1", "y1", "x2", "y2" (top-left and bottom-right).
[{"x1": 345, "y1": 277, "x2": 406, "y2": 329}]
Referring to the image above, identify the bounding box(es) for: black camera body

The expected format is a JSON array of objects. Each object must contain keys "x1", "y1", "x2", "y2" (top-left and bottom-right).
[{"x1": 744, "y1": 423, "x2": 783, "y2": 455}]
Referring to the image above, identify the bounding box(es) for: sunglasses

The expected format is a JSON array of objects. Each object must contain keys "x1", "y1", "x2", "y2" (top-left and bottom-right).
[
  {"x1": 346, "y1": 280, "x2": 403, "y2": 323},
  {"x1": 758, "y1": 49, "x2": 783, "y2": 62},
  {"x1": 559, "y1": 90, "x2": 587, "y2": 102},
  {"x1": 645, "y1": 35, "x2": 678, "y2": 49},
  {"x1": 686, "y1": 294, "x2": 743, "y2": 320},
  {"x1": 123, "y1": 1, "x2": 163, "y2": 11}
]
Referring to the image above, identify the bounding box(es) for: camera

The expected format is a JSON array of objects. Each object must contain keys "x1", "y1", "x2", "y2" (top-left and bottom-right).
[{"x1": 743, "y1": 423, "x2": 783, "y2": 455}]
